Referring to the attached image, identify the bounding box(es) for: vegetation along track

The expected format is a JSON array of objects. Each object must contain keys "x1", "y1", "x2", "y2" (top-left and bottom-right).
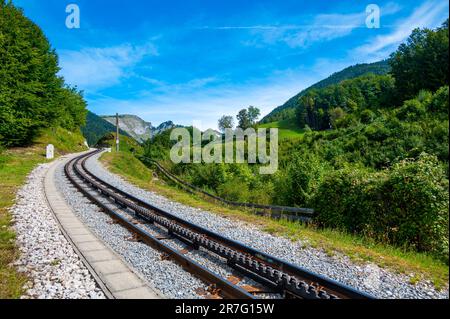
[{"x1": 64, "y1": 150, "x2": 375, "y2": 300}]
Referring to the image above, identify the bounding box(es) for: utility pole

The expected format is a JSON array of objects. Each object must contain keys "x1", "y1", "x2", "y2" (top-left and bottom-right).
[{"x1": 116, "y1": 113, "x2": 120, "y2": 152}]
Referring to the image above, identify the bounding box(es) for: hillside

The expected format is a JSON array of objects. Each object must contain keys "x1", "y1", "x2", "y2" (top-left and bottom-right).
[
  {"x1": 81, "y1": 111, "x2": 131, "y2": 146},
  {"x1": 261, "y1": 60, "x2": 391, "y2": 123},
  {"x1": 258, "y1": 118, "x2": 304, "y2": 140},
  {"x1": 96, "y1": 132, "x2": 144, "y2": 155}
]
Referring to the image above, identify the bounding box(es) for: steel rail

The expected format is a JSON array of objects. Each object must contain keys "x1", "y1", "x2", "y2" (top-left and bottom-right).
[
  {"x1": 65, "y1": 152, "x2": 255, "y2": 299},
  {"x1": 69, "y1": 150, "x2": 375, "y2": 299}
]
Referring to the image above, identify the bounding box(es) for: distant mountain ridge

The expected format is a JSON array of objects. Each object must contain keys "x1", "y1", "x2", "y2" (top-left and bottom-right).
[
  {"x1": 153, "y1": 121, "x2": 178, "y2": 136},
  {"x1": 81, "y1": 111, "x2": 131, "y2": 146},
  {"x1": 102, "y1": 114, "x2": 153, "y2": 143},
  {"x1": 261, "y1": 60, "x2": 391, "y2": 123},
  {"x1": 101, "y1": 115, "x2": 179, "y2": 143}
]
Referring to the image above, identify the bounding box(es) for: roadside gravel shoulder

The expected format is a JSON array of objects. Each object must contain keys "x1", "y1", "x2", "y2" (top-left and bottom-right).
[{"x1": 88, "y1": 152, "x2": 449, "y2": 300}]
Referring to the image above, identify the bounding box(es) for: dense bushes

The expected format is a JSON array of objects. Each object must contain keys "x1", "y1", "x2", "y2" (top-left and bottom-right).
[
  {"x1": 312, "y1": 154, "x2": 449, "y2": 259},
  {"x1": 0, "y1": 1, "x2": 87, "y2": 147}
]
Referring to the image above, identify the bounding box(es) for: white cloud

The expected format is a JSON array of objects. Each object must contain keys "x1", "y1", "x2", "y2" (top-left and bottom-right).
[
  {"x1": 355, "y1": 0, "x2": 449, "y2": 61},
  {"x1": 88, "y1": 70, "x2": 318, "y2": 130},
  {"x1": 58, "y1": 43, "x2": 158, "y2": 91}
]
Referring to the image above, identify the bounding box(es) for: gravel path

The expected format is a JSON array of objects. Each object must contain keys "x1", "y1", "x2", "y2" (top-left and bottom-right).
[
  {"x1": 85, "y1": 152, "x2": 449, "y2": 300},
  {"x1": 11, "y1": 163, "x2": 105, "y2": 299}
]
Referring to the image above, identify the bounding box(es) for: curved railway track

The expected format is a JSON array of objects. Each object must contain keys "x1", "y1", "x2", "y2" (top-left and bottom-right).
[{"x1": 64, "y1": 150, "x2": 375, "y2": 300}]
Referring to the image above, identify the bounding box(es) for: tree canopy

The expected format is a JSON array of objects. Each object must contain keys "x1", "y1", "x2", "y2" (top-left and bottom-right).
[
  {"x1": 237, "y1": 106, "x2": 261, "y2": 129},
  {"x1": 218, "y1": 115, "x2": 234, "y2": 132},
  {"x1": 390, "y1": 19, "x2": 449, "y2": 102}
]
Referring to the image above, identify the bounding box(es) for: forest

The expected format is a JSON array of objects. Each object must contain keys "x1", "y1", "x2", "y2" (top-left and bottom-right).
[{"x1": 144, "y1": 20, "x2": 449, "y2": 260}]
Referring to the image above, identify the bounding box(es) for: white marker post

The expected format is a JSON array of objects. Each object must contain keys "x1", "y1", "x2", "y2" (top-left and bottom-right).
[{"x1": 46, "y1": 144, "x2": 54, "y2": 160}]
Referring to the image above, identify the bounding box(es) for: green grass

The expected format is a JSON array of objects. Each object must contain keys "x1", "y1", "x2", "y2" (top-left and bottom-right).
[
  {"x1": 100, "y1": 150, "x2": 449, "y2": 290},
  {"x1": 0, "y1": 127, "x2": 87, "y2": 299},
  {"x1": 97, "y1": 133, "x2": 143, "y2": 155},
  {"x1": 258, "y1": 118, "x2": 305, "y2": 140}
]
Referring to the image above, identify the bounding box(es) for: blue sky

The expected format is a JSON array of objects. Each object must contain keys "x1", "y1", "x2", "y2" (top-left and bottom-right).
[{"x1": 13, "y1": 0, "x2": 449, "y2": 129}]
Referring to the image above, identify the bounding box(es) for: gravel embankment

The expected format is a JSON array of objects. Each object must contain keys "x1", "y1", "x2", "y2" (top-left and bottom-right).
[
  {"x1": 84, "y1": 152, "x2": 449, "y2": 299},
  {"x1": 11, "y1": 163, "x2": 105, "y2": 299}
]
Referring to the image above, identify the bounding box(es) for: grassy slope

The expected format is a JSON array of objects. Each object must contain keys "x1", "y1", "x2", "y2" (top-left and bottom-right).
[
  {"x1": 258, "y1": 118, "x2": 304, "y2": 140},
  {"x1": 100, "y1": 150, "x2": 448, "y2": 289},
  {"x1": 0, "y1": 127, "x2": 88, "y2": 299}
]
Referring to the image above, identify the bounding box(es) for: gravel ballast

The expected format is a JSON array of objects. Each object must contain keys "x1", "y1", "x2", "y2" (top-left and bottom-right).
[
  {"x1": 11, "y1": 163, "x2": 105, "y2": 299},
  {"x1": 55, "y1": 160, "x2": 208, "y2": 299},
  {"x1": 83, "y1": 152, "x2": 448, "y2": 300}
]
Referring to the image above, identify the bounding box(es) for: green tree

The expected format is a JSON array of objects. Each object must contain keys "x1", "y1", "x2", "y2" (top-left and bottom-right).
[
  {"x1": 237, "y1": 109, "x2": 251, "y2": 129},
  {"x1": 390, "y1": 20, "x2": 449, "y2": 102},
  {"x1": 329, "y1": 107, "x2": 346, "y2": 129},
  {"x1": 218, "y1": 115, "x2": 234, "y2": 132},
  {"x1": 248, "y1": 106, "x2": 261, "y2": 124},
  {"x1": 236, "y1": 106, "x2": 260, "y2": 129}
]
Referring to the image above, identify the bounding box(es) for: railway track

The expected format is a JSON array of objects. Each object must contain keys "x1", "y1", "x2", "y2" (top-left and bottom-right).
[{"x1": 64, "y1": 150, "x2": 375, "y2": 300}]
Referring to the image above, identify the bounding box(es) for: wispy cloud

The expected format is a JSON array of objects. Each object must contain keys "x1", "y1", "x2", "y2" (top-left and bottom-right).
[
  {"x1": 202, "y1": 3, "x2": 401, "y2": 49},
  {"x1": 59, "y1": 43, "x2": 158, "y2": 91},
  {"x1": 355, "y1": 0, "x2": 449, "y2": 61}
]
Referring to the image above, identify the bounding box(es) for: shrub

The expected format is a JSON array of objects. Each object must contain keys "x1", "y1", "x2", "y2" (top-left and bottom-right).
[
  {"x1": 312, "y1": 166, "x2": 381, "y2": 235},
  {"x1": 380, "y1": 153, "x2": 449, "y2": 257},
  {"x1": 397, "y1": 99, "x2": 426, "y2": 121},
  {"x1": 217, "y1": 177, "x2": 250, "y2": 202},
  {"x1": 428, "y1": 86, "x2": 449, "y2": 115},
  {"x1": 312, "y1": 154, "x2": 449, "y2": 259},
  {"x1": 273, "y1": 153, "x2": 327, "y2": 206}
]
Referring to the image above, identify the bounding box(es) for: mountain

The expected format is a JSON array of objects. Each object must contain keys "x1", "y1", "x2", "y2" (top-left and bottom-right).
[
  {"x1": 102, "y1": 114, "x2": 153, "y2": 143},
  {"x1": 153, "y1": 121, "x2": 177, "y2": 136},
  {"x1": 261, "y1": 60, "x2": 391, "y2": 123},
  {"x1": 81, "y1": 111, "x2": 131, "y2": 146},
  {"x1": 101, "y1": 115, "x2": 181, "y2": 143}
]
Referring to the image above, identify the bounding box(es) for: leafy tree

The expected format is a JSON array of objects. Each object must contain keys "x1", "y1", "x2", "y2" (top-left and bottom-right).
[
  {"x1": 248, "y1": 106, "x2": 261, "y2": 124},
  {"x1": 390, "y1": 20, "x2": 449, "y2": 102},
  {"x1": 218, "y1": 115, "x2": 234, "y2": 132},
  {"x1": 237, "y1": 106, "x2": 260, "y2": 129},
  {"x1": 237, "y1": 109, "x2": 251, "y2": 129},
  {"x1": 328, "y1": 107, "x2": 346, "y2": 129}
]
